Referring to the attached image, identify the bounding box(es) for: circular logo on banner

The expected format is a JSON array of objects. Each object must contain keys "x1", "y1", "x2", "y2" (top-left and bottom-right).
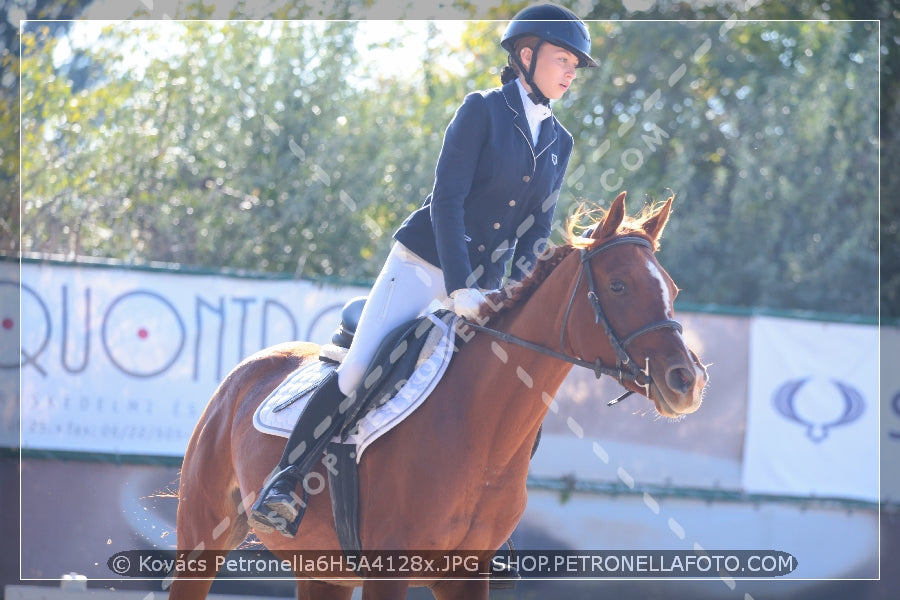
[
  {"x1": 891, "y1": 391, "x2": 900, "y2": 440},
  {"x1": 772, "y1": 377, "x2": 866, "y2": 443},
  {"x1": 102, "y1": 290, "x2": 186, "y2": 378},
  {"x1": 3, "y1": 282, "x2": 51, "y2": 372}
]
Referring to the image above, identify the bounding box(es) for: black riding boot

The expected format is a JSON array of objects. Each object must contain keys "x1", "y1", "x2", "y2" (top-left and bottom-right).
[{"x1": 249, "y1": 371, "x2": 350, "y2": 537}]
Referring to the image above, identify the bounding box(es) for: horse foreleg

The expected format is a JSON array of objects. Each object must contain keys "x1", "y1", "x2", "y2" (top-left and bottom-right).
[
  {"x1": 174, "y1": 401, "x2": 253, "y2": 600},
  {"x1": 169, "y1": 486, "x2": 252, "y2": 600},
  {"x1": 296, "y1": 579, "x2": 355, "y2": 599},
  {"x1": 361, "y1": 579, "x2": 410, "y2": 599},
  {"x1": 168, "y1": 577, "x2": 216, "y2": 600},
  {"x1": 430, "y1": 578, "x2": 490, "y2": 600}
]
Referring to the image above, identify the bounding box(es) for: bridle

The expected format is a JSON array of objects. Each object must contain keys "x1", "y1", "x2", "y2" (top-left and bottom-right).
[{"x1": 461, "y1": 236, "x2": 683, "y2": 406}]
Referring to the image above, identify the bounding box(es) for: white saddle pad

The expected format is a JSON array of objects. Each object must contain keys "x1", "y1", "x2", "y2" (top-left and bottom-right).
[{"x1": 252, "y1": 312, "x2": 458, "y2": 462}]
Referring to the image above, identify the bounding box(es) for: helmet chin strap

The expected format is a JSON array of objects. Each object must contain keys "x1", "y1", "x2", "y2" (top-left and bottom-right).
[{"x1": 512, "y1": 40, "x2": 549, "y2": 106}]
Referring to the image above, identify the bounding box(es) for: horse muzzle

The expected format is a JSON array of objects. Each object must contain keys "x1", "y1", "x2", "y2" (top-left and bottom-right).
[{"x1": 649, "y1": 349, "x2": 708, "y2": 417}]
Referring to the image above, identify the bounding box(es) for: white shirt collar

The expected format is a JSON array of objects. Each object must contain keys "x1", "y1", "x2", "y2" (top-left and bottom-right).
[
  {"x1": 515, "y1": 78, "x2": 552, "y2": 121},
  {"x1": 515, "y1": 78, "x2": 552, "y2": 144}
]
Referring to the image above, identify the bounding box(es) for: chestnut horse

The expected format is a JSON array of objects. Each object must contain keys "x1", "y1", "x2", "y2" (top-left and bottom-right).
[{"x1": 170, "y1": 191, "x2": 707, "y2": 599}]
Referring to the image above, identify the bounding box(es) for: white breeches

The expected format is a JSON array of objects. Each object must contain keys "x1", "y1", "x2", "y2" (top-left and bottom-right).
[{"x1": 335, "y1": 242, "x2": 448, "y2": 396}]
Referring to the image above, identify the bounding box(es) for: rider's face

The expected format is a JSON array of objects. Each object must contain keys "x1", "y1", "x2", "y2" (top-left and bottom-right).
[{"x1": 519, "y1": 42, "x2": 578, "y2": 100}]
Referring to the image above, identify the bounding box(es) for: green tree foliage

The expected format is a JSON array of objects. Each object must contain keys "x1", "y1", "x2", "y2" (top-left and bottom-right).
[
  {"x1": 1, "y1": 0, "x2": 88, "y2": 253},
  {"x1": 21, "y1": 20, "x2": 449, "y2": 281},
  {"x1": 12, "y1": 0, "x2": 891, "y2": 319},
  {"x1": 558, "y1": 20, "x2": 879, "y2": 315}
]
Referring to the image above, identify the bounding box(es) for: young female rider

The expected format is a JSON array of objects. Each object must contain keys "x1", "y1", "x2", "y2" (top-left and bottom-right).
[{"x1": 250, "y1": 3, "x2": 598, "y2": 536}]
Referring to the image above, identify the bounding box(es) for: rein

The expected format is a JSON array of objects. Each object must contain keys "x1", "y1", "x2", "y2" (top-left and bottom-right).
[{"x1": 462, "y1": 236, "x2": 682, "y2": 406}]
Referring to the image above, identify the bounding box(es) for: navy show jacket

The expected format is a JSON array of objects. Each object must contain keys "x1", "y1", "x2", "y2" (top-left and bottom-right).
[{"x1": 393, "y1": 80, "x2": 573, "y2": 294}]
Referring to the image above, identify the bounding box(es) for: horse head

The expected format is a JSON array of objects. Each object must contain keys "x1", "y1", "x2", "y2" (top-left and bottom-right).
[{"x1": 564, "y1": 191, "x2": 707, "y2": 418}]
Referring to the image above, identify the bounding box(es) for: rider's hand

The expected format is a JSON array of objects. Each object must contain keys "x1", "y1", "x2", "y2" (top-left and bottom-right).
[{"x1": 449, "y1": 288, "x2": 486, "y2": 320}]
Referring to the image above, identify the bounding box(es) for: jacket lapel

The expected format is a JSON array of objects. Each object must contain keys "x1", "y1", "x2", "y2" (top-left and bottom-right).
[
  {"x1": 502, "y1": 81, "x2": 560, "y2": 161},
  {"x1": 534, "y1": 117, "x2": 558, "y2": 159},
  {"x1": 502, "y1": 81, "x2": 535, "y2": 149}
]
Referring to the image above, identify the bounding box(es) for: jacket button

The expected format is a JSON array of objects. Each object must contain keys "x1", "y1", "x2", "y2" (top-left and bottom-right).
[
  {"x1": 509, "y1": 200, "x2": 516, "y2": 207},
  {"x1": 493, "y1": 222, "x2": 501, "y2": 230},
  {"x1": 477, "y1": 244, "x2": 486, "y2": 252},
  {"x1": 522, "y1": 175, "x2": 531, "y2": 183}
]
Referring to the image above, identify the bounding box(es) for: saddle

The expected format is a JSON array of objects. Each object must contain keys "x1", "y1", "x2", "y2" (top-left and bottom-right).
[
  {"x1": 272, "y1": 297, "x2": 525, "y2": 587},
  {"x1": 254, "y1": 298, "x2": 455, "y2": 449},
  {"x1": 321, "y1": 297, "x2": 450, "y2": 441},
  {"x1": 317, "y1": 295, "x2": 365, "y2": 363}
]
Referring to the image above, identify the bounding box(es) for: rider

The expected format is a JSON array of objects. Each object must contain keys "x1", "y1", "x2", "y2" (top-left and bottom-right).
[{"x1": 250, "y1": 3, "x2": 598, "y2": 536}]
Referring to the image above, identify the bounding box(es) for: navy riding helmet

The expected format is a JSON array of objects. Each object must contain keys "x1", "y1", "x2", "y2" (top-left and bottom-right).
[{"x1": 500, "y1": 3, "x2": 599, "y2": 69}]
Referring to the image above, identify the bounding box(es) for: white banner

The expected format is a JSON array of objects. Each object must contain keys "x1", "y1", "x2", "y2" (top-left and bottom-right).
[
  {"x1": 742, "y1": 316, "x2": 878, "y2": 501},
  {"x1": 3, "y1": 261, "x2": 368, "y2": 456},
  {"x1": 0, "y1": 261, "x2": 18, "y2": 448},
  {"x1": 881, "y1": 325, "x2": 900, "y2": 501}
]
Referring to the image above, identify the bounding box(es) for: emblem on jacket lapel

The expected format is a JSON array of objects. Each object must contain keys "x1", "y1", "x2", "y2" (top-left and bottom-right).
[{"x1": 551, "y1": 153, "x2": 558, "y2": 165}]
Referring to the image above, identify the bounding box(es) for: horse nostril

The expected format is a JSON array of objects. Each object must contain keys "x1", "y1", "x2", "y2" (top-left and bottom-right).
[{"x1": 666, "y1": 365, "x2": 694, "y2": 394}]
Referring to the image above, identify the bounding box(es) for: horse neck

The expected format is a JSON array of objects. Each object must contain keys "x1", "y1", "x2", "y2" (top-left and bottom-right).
[{"x1": 483, "y1": 250, "x2": 582, "y2": 425}]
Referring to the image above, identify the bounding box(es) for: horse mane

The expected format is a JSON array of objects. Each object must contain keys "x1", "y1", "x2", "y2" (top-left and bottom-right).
[
  {"x1": 565, "y1": 201, "x2": 664, "y2": 251},
  {"x1": 479, "y1": 200, "x2": 664, "y2": 323},
  {"x1": 480, "y1": 245, "x2": 576, "y2": 322}
]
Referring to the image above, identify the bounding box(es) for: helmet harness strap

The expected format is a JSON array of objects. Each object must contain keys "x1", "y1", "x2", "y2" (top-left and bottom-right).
[{"x1": 511, "y1": 39, "x2": 549, "y2": 106}]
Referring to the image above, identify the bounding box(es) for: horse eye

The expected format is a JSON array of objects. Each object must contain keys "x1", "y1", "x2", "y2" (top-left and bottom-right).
[{"x1": 609, "y1": 280, "x2": 626, "y2": 294}]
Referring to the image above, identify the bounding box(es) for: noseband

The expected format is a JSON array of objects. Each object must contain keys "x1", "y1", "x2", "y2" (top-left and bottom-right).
[{"x1": 462, "y1": 236, "x2": 683, "y2": 405}]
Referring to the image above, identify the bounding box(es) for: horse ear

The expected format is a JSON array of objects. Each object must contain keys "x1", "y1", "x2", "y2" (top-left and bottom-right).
[
  {"x1": 593, "y1": 191, "x2": 627, "y2": 240},
  {"x1": 642, "y1": 195, "x2": 673, "y2": 243}
]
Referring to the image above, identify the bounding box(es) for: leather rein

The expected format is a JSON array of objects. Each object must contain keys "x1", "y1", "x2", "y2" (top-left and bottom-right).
[{"x1": 461, "y1": 236, "x2": 683, "y2": 406}]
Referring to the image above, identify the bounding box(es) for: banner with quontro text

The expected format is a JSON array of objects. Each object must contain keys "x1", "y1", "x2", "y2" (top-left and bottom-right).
[
  {"x1": 1, "y1": 260, "x2": 367, "y2": 456},
  {"x1": 1, "y1": 259, "x2": 886, "y2": 508},
  {"x1": 741, "y1": 315, "x2": 879, "y2": 501}
]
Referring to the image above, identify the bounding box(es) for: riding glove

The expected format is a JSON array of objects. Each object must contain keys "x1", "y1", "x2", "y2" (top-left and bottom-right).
[{"x1": 449, "y1": 288, "x2": 487, "y2": 320}]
